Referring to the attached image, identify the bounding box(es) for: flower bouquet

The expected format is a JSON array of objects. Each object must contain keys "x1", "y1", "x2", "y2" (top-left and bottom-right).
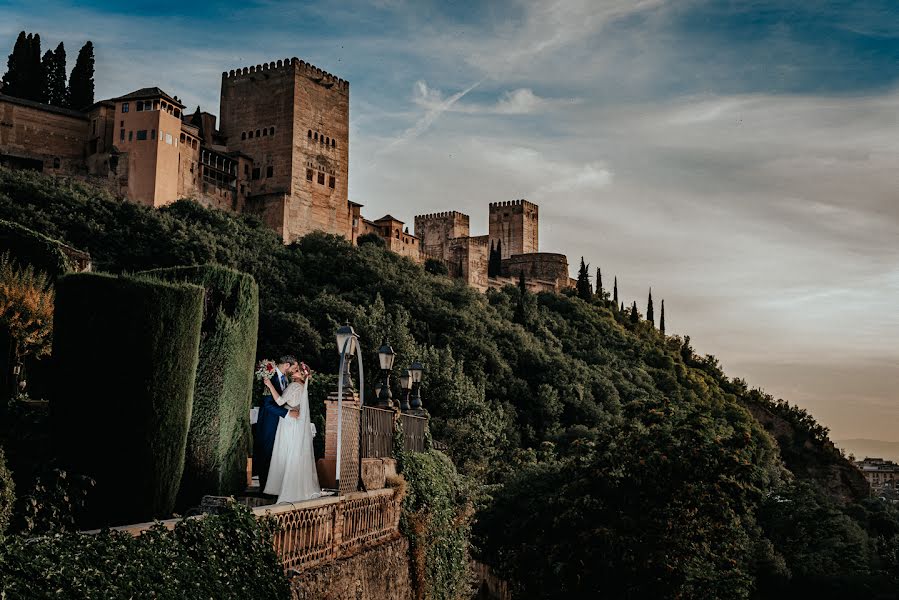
[{"x1": 255, "y1": 359, "x2": 277, "y2": 381}]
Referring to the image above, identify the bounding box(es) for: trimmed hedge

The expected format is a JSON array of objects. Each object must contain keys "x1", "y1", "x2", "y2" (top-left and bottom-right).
[
  {"x1": 52, "y1": 272, "x2": 204, "y2": 526},
  {"x1": 142, "y1": 265, "x2": 259, "y2": 506},
  {"x1": 0, "y1": 502, "x2": 290, "y2": 599},
  {"x1": 0, "y1": 219, "x2": 72, "y2": 277},
  {"x1": 0, "y1": 445, "x2": 13, "y2": 535}
]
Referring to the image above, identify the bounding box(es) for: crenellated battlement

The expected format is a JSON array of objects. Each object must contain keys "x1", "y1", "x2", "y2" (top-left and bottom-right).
[
  {"x1": 488, "y1": 199, "x2": 538, "y2": 211},
  {"x1": 222, "y1": 57, "x2": 349, "y2": 92},
  {"x1": 414, "y1": 210, "x2": 469, "y2": 222}
]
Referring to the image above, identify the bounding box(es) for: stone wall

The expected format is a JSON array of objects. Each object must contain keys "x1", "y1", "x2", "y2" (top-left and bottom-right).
[
  {"x1": 501, "y1": 252, "x2": 571, "y2": 291},
  {"x1": 448, "y1": 236, "x2": 490, "y2": 292},
  {"x1": 489, "y1": 199, "x2": 538, "y2": 259},
  {"x1": 414, "y1": 211, "x2": 470, "y2": 261},
  {"x1": 291, "y1": 536, "x2": 412, "y2": 600},
  {"x1": 0, "y1": 95, "x2": 88, "y2": 173}
]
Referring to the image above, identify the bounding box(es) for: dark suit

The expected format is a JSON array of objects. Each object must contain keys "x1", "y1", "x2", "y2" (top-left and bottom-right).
[{"x1": 254, "y1": 370, "x2": 289, "y2": 492}]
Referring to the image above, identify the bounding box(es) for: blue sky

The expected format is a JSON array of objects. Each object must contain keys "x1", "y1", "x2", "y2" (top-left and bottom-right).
[{"x1": 2, "y1": 0, "x2": 898, "y2": 443}]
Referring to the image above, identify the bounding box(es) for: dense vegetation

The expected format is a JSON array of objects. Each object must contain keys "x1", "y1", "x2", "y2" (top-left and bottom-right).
[
  {"x1": 0, "y1": 168, "x2": 896, "y2": 597},
  {"x1": 53, "y1": 272, "x2": 204, "y2": 525},
  {"x1": 144, "y1": 265, "x2": 259, "y2": 507},
  {"x1": 0, "y1": 502, "x2": 290, "y2": 599}
]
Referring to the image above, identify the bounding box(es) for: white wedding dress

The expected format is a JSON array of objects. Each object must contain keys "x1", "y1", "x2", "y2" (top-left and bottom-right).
[{"x1": 263, "y1": 380, "x2": 321, "y2": 503}]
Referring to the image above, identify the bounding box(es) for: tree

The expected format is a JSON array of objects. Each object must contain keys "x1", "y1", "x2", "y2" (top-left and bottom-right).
[
  {"x1": 424, "y1": 257, "x2": 448, "y2": 276},
  {"x1": 660, "y1": 299, "x2": 666, "y2": 335},
  {"x1": 43, "y1": 42, "x2": 67, "y2": 107},
  {"x1": 613, "y1": 276, "x2": 618, "y2": 306},
  {"x1": 620, "y1": 301, "x2": 624, "y2": 312},
  {"x1": 488, "y1": 241, "x2": 502, "y2": 278},
  {"x1": 595, "y1": 267, "x2": 603, "y2": 301},
  {"x1": 647, "y1": 288, "x2": 654, "y2": 327},
  {"x1": 630, "y1": 301, "x2": 639, "y2": 323},
  {"x1": 514, "y1": 271, "x2": 528, "y2": 325},
  {"x1": 576, "y1": 257, "x2": 592, "y2": 301},
  {"x1": 357, "y1": 232, "x2": 386, "y2": 247},
  {"x1": 67, "y1": 41, "x2": 94, "y2": 109},
  {"x1": 28, "y1": 34, "x2": 45, "y2": 103},
  {"x1": 1, "y1": 32, "x2": 28, "y2": 98}
]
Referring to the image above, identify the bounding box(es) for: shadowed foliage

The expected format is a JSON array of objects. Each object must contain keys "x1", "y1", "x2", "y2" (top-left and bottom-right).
[
  {"x1": 52, "y1": 272, "x2": 203, "y2": 526},
  {"x1": 143, "y1": 265, "x2": 259, "y2": 507}
]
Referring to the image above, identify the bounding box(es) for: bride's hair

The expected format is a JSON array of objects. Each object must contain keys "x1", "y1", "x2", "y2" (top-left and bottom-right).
[{"x1": 278, "y1": 355, "x2": 298, "y2": 366}]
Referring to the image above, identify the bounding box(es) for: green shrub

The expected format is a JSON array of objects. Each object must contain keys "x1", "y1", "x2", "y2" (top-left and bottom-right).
[
  {"x1": 400, "y1": 450, "x2": 471, "y2": 600},
  {"x1": 143, "y1": 265, "x2": 259, "y2": 506},
  {"x1": 357, "y1": 232, "x2": 386, "y2": 248},
  {"x1": 0, "y1": 446, "x2": 14, "y2": 535},
  {"x1": 0, "y1": 218, "x2": 72, "y2": 277},
  {"x1": 0, "y1": 502, "x2": 290, "y2": 599},
  {"x1": 52, "y1": 272, "x2": 204, "y2": 526},
  {"x1": 424, "y1": 258, "x2": 448, "y2": 276}
]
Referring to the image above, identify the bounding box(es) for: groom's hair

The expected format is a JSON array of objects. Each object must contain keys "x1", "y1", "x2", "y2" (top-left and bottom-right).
[{"x1": 278, "y1": 355, "x2": 298, "y2": 366}]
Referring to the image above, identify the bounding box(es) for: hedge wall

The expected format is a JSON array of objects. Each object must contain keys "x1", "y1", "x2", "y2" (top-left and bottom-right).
[
  {"x1": 0, "y1": 502, "x2": 290, "y2": 599},
  {"x1": 52, "y1": 272, "x2": 204, "y2": 526},
  {"x1": 0, "y1": 219, "x2": 72, "y2": 277},
  {"x1": 142, "y1": 265, "x2": 259, "y2": 506}
]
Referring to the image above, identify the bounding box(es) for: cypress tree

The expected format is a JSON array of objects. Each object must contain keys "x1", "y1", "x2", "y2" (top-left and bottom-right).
[
  {"x1": 647, "y1": 288, "x2": 655, "y2": 327},
  {"x1": 613, "y1": 276, "x2": 618, "y2": 305},
  {"x1": 620, "y1": 301, "x2": 625, "y2": 313},
  {"x1": 518, "y1": 270, "x2": 527, "y2": 294},
  {"x1": 630, "y1": 301, "x2": 639, "y2": 324},
  {"x1": 660, "y1": 299, "x2": 666, "y2": 335},
  {"x1": 68, "y1": 41, "x2": 94, "y2": 109},
  {"x1": 595, "y1": 267, "x2": 603, "y2": 300},
  {"x1": 488, "y1": 241, "x2": 496, "y2": 277},
  {"x1": 576, "y1": 257, "x2": 592, "y2": 301},
  {"x1": 1, "y1": 32, "x2": 28, "y2": 98},
  {"x1": 514, "y1": 271, "x2": 528, "y2": 325},
  {"x1": 43, "y1": 42, "x2": 67, "y2": 107},
  {"x1": 28, "y1": 34, "x2": 46, "y2": 103}
]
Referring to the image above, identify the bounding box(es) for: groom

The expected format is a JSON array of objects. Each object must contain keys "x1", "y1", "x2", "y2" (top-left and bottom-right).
[{"x1": 255, "y1": 355, "x2": 300, "y2": 493}]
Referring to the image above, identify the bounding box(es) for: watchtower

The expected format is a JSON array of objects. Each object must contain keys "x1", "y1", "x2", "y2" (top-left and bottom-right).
[
  {"x1": 219, "y1": 58, "x2": 350, "y2": 242},
  {"x1": 414, "y1": 211, "x2": 470, "y2": 261},
  {"x1": 489, "y1": 199, "x2": 538, "y2": 259}
]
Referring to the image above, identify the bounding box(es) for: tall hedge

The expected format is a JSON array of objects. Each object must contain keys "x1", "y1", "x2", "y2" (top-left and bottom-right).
[
  {"x1": 52, "y1": 272, "x2": 204, "y2": 526},
  {"x1": 0, "y1": 219, "x2": 72, "y2": 277},
  {"x1": 142, "y1": 265, "x2": 259, "y2": 506}
]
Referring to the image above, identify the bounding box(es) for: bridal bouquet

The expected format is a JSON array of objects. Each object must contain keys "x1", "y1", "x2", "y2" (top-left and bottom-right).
[{"x1": 255, "y1": 359, "x2": 277, "y2": 381}]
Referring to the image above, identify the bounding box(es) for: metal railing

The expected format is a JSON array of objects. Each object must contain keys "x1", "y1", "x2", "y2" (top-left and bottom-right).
[
  {"x1": 361, "y1": 406, "x2": 395, "y2": 458},
  {"x1": 400, "y1": 413, "x2": 427, "y2": 453},
  {"x1": 338, "y1": 404, "x2": 361, "y2": 496}
]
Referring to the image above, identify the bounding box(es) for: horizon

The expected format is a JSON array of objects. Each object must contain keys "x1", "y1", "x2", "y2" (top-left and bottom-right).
[{"x1": 1, "y1": 0, "x2": 897, "y2": 442}]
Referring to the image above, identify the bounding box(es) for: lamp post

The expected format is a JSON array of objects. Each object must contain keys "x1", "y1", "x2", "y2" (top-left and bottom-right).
[
  {"x1": 376, "y1": 340, "x2": 396, "y2": 409},
  {"x1": 409, "y1": 360, "x2": 424, "y2": 414},
  {"x1": 334, "y1": 321, "x2": 363, "y2": 494},
  {"x1": 398, "y1": 370, "x2": 412, "y2": 412}
]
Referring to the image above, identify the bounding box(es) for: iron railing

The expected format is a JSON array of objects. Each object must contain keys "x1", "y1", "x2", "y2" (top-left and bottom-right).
[
  {"x1": 400, "y1": 413, "x2": 427, "y2": 453},
  {"x1": 361, "y1": 406, "x2": 395, "y2": 458}
]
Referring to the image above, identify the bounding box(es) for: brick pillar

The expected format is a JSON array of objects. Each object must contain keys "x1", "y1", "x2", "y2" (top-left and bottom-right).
[{"x1": 316, "y1": 388, "x2": 360, "y2": 489}]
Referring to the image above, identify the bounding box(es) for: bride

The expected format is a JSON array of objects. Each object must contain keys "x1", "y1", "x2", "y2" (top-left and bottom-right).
[{"x1": 262, "y1": 367, "x2": 321, "y2": 503}]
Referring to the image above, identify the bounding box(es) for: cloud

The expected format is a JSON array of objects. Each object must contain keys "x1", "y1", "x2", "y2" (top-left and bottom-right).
[{"x1": 412, "y1": 81, "x2": 577, "y2": 115}]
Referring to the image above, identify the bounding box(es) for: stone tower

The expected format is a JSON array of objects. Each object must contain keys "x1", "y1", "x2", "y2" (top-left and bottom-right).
[
  {"x1": 489, "y1": 199, "x2": 538, "y2": 259},
  {"x1": 219, "y1": 58, "x2": 349, "y2": 242},
  {"x1": 414, "y1": 211, "x2": 470, "y2": 261}
]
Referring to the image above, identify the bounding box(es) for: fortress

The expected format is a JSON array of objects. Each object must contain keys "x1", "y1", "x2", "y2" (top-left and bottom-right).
[{"x1": 0, "y1": 56, "x2": 572, "y2": 292}]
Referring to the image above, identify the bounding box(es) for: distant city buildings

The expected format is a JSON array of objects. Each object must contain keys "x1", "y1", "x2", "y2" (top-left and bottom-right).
[{"x1": 855, "y1": 457, "x2": 899, "y2": 497}]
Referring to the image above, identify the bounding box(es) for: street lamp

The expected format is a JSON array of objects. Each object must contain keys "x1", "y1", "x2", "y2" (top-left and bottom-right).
[
  {"x1": 398, "y1": 370, "x2": 412, "y2": 412},
  {"x1": 376, "y1": 340, "x2": 396, "y2": 408},
  {"x1": 335, "y1": 321, "x2": 358, "y2": 391},
  {"x1": 409, "y1": 360, "x2": 424, "y2": 412}
]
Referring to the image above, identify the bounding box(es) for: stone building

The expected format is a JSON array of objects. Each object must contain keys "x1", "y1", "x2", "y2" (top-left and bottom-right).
[
  {"x1": 0, "y1": 55, "x2": 572, "y2": 293},
  {"x1": 855, "y1": 457, "x2": 899, "y2": 496},
  {"x1": 415, "y1": 201, "x2": 572, "y2": 293}
]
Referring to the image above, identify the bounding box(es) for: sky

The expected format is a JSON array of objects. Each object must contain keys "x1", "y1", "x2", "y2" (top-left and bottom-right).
[{"x1": 1, "y1": 0, "x2": 898, "y2": 442}]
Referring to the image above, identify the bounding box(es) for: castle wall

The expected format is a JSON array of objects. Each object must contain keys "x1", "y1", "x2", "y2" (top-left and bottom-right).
[
  {"x1": 414, "y1": 211, "x2": 470, "y2": 262},
  {"x1": 448, "y1": 236, "x2": 489, "y2": 292},
  {"x1": 501, "y1": 252, "x2": 571, "y2": 291},
  {"x1": 219, "y1": 59, "x2": 350, "y2": 242},
  {"x1": 0, "y1": 95, "x2": 87, "y2": 173},
  {"x1": 489, "y1": 199, "x2": 538, "y2": 259}
]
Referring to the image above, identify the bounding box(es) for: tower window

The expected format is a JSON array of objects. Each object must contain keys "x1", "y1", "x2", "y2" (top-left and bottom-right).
[
  {"x1": 308, "y1": 130, "x2": 312, "y2": 138},
  {"x1": 306, "y1": 168, "x2": 313, "y2": 181},
  {"x1": 262, "y1": 128, "x2": 267, "y2": 136},
  {"x1": 252, "y1": 167, "x2": 260, "y2": 180},
  {"x1": 248, "y1": 131, "x2": 253, "y2": 139},
  {"x1": 314, "y1": 132, "x2": 318, "y2": 141},
  {"x1": 331, "y1": 139, "x2": 336, "y2": 148},
  {"x1": 269, "y1": 127, "x2": 274, "y2": 136},
  {"x1": 328, "y1": 176, "x2": 335, "y2": 188},
  {"x1": 136, "y1": 102, "x2": 144, "y2": 112},
  {"x1": 266, "y1": 165, "x2": 273, "y2": 178},
  {"x1": 241, "y1": 132, "x2": 246, "y2": 140},
  {"x1": 128, "y1": 131, "x2": 133, "y2": 141},
  {"x1": 255, "y1": 129, "x2": 260, "y2": 137},
  {"x1": 53, "y1": 157, "x2": 60, "y2": 169},
  {"x1": 122, "y1": 102, "x2": 129, "y2": 113},
  {"x1": 317, "y1": 172, "x2": 325, "y2": 185},
  {"x1": 120, "y1": 129, "x2": 125, "y2": 142},
  {"x1": 136, "y1": 130, "x2": 147, "y2": 141}
]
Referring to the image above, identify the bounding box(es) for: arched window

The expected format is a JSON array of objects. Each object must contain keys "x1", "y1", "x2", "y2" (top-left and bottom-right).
[
  {"x1": 53, "y1": 157, "x2": 61, "y2": 169},
  {"x1": 331, "y1": 139, "x2": 336, "y2": 148},
  {"x1": 248, "y1": 131, "x2": 253, "y2": 139},
  {"x1": 255, "y1": 129, "x2": 260, "y2": 138},
  {"x1": 269, "y1": 127, "x2": 275, "y2": 136},
  {"x1": 314, "y1": 132, "x2": 318, "y2": 141},
  {"x1": 241, "y1": 132, "x2": 246, "y2": 140},
  {"x1": 308, "y1": 129, "x2": 312, "y2": 138}
]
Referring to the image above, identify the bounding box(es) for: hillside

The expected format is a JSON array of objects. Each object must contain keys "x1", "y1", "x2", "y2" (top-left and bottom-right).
[{"x1": 1, "y1": 167, "x2": 895, "y2": 599}]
